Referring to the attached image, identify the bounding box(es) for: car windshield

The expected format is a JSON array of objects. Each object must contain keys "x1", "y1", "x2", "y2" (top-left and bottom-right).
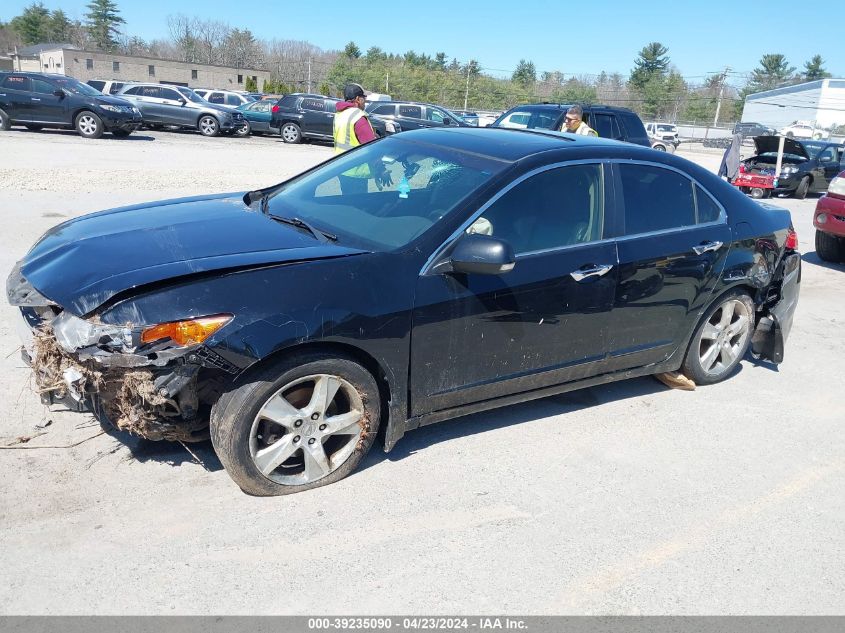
[
  {"x1": 266, "y1": 136, "x2": 506, "y2": 250},
  {"x1": 656, "y1": 125, "x2": 675, "y2": 132},
  {"x1": 53, "y1": 78, "x2": 102, "y2": 96},
  {"x1": 799, "y1": 142, "x2": 827, "y2": 159}
]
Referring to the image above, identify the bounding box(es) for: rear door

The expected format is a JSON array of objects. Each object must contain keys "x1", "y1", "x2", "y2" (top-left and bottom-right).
[
  {"x1": 589, "y1": 110, "x2": 625, "y2": 141},
  {"x1": 0, "y1": 75, "x2": 33, "y2": 122},
  {"x1": 300, "y1": 97, "x2": 328, "y2": 137},
  {"x1": 604, "y1": 161, "x2": 731, "y2": 371},
  {"x1": 411, "y1": 161, "x2": 617, "y2": 414},
  {"x1": 397, "y1": 104, "x2": 424, "y2": 130}
]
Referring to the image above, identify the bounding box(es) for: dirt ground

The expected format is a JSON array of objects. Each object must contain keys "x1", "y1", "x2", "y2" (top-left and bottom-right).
[{"x1": 0, "y1": 128, "x2": 843, "y2": 615}]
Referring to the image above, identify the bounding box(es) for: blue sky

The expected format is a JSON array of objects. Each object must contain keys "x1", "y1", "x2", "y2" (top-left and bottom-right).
[{"x1": 3, "y1": 0, "x2": 842, "y2": 87}]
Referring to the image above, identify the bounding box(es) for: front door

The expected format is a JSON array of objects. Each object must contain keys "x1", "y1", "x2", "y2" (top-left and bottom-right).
[
  {"x1": 29, "y1": 78, "x2": 66, "y2": 123},
  {"x1": 411, "y1": 162, "x2": 617, "y2": 415},
  {"x1": 159, "y1": 87, "x2": 193, "y2": 126},
  {"x1": 604, "y1": 162, "x2": 732, "y2": 371}
]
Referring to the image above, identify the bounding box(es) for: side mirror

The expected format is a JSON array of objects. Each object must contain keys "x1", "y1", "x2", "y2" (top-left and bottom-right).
[
  {"x1": 53, "y1": 89, "x2": 65, "y2": 98},
  {"x1": 434, "y1": 233, "x2": 515, "y2": 276},
  {"x1": 442, "y1": 117, "x2": 452, "y2": 125},
  {"x1": 179, "y1": 97, "x2": 187, "y2": 105}
]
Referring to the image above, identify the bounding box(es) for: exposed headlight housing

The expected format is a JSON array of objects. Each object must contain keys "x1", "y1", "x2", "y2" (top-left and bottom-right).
[
  {"x1": 828, "y1": 176, "x2": 845, "y2": 197},
  {"x1": 99, "y1": 104, "x2": 123, "y2": 113},
  {"x1": 780, "y1": 165, "x2": 798, "y2": 175},
  {"x1": 141, "y1": 314, "x2": 232, "y2": 347}
]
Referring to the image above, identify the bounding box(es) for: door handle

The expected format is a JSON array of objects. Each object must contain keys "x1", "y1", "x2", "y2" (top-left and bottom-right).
[
  {"x1": 570, "y1": 263, "x2": 614, "y2": 282},
  {"x1": 692, "y1": 240, "x2": 723, "y2": 255},
  {"x1": 31, "y1": 98, "x2": 41, "y2": 101}
]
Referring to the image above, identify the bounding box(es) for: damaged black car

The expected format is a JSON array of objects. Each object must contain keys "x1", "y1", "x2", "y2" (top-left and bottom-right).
[{"x1": 7, "y1": 128, "x2": 801, "y2": 496}]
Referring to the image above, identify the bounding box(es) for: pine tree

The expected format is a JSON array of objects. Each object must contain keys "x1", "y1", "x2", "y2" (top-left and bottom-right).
[
  {"x1": 803, "y1": 55, "x2": 831, "y2": 81},
  {"x1": 10, "y1": 2, "x2": 51, "y2": 44},
  {"x1": 85, "y1": 0, "x2": 125, "y2": 51},
  {"x1": 629, "y1": 42, "x2": 670, "y2": 90}
]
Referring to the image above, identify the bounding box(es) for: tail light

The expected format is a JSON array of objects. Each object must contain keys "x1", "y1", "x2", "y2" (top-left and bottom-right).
[
  {"x1": 738, "y1": 164, "x2": 746, "y2": 174},
  {"x1": 785, "y1": 228, "x2": 798, "y2": 250},
  {"x1": 271, "y1": 105, "x2": 279, "y2": 113}
]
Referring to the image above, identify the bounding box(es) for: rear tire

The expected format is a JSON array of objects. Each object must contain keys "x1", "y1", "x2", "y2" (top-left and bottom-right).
[
  {"x1": 815, "y1": 230, "x2": 845, "y2": 263},
  {"x1": 794, "y1": 176, "x2": 810, "y2": 200},
  {"x1": 0, "y1": 109, "x2": 10, "y2": 131},
  {"x1": 210, "y1": 352, "x2": 381, "y2": 496},
  {"x1": 750, "y1": 187, "x2": 765, "y2": 199},
  {"x1": 75, "y1": 111, "x2": 104, "y2": 138},
  {"x1": 280, "y1": 122, "x2": 302, "y2": 144},
  {"x1": 682, "y1": 291, "x2": 755, "y2": 385}
]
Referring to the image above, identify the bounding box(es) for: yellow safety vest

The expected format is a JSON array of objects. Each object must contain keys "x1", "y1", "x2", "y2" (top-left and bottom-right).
[
  {"x1": 334, "y1": 107, "x2": 373, "y2": 179},
  {"x1": 334, "y1": 108, "x2": 367, "y2": 154}
]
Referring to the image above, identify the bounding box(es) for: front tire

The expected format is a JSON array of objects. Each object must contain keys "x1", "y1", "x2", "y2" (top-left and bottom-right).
[
  {"x1": 75, "y1": 111, "x2": 103, "y2": 138},
  {"x1": 681, "y1": 291, "x2": 755, "y2": 385},
  {"x1": 198, "y1": 115, "x2": 220, "y2": 137},
  {"x1": 794, "y1": 176, "x2": 810, "y2": 200},
  {"x1": 210, "y1": 353, "x2": 381, "y2": 496},
  {"x1": 815, "y1": 230, "x2": 845, "y2": 262},
  {"x1": 280, "y1": 122, "x2": 302, "y2": 144},
  {"x1": 235, "y1": 121, "x2": 251, "y2": 137}
]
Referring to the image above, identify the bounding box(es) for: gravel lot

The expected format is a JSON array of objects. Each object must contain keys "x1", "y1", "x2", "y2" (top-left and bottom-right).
[{"x1": 0, "y1": 129, "x2": 843, "y2": 615}]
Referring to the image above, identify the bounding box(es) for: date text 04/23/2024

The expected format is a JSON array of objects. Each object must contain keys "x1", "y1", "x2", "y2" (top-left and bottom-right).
[{"x1": 307, "y1": 617, "x2": 528, "y2": 630}]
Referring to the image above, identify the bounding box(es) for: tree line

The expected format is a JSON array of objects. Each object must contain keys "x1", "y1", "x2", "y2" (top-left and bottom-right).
[{"x1": 0, "y1": 2, "x2": 835, "y2": 126}]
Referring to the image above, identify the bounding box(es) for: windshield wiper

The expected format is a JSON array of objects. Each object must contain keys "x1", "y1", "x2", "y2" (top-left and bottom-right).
[{"x1": 271, "y1": 215, "x2": 337, "y2": 243}]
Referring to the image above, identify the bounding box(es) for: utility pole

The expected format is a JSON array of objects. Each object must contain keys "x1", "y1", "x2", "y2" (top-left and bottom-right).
[
  {"x1": 386, "y1": 70, "x2": 389, "y2": 93},
  {"x1": 307, "y1": 59, "x2": 312, "y2": 93},
  {"x1": 713, "y1": 66, "x2": 731, "y2": 127},
  {"x1": 463, "y1": 63, "x2": 471, "y2": 111}
]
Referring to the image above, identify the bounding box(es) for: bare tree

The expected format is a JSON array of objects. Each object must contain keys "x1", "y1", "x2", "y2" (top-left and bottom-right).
[
  {"x1": 167, "y1": 14, "x2": 197, "y2": 62},
  {"x1": 195, "y1": 19, "x2": 228, "y2": 65}
]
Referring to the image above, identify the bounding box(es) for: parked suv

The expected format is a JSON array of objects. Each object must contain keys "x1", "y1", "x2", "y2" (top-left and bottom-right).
[
  {"x1": 491, "y1": 103, "x2": 650, "y2": 146},
  {"x1": 0, "y1": 71, "x2": 142, "y2": 138},
  {"x1": 86, "y1": 79, "x2": 127, "y2": 96},
  {"x1": 194, "y1": 89, "x2": 257, "y2": 107},
  {"x1": 117, "y1": 83, "x2": 245, "y2": 137},
  {"x1": 365, "y1": 101, "x2": 470, "y2": 131},
  {"x1": 270, "y1": 93, "x2": 399, "y2": 144},
  {"x1": 733, "y1": 121, "x2": 775, "y2": 137}
]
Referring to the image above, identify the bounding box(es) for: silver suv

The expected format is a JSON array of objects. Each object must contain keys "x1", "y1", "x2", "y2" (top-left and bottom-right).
[
  {"x1": 194, "y1": 89, "x2": 257, "y2": 107},
  {"x1": 117, "y1": 83, "x2": 245, "y2": 136}
]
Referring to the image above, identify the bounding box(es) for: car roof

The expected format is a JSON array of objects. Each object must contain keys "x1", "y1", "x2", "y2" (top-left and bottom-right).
[
  {"x1": 506, "y1": 102, "x2": 638, "y2": 114},
  {"x1": 392, "y1": 126, "x2": 653, "y2": 162}
]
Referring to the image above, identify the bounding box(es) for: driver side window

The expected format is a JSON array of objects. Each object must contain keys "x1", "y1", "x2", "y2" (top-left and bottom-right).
[{"x1": 469, "y1": 163, "x2": 604, "y2": 254}]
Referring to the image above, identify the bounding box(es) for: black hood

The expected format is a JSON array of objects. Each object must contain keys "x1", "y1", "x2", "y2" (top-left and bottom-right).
[
  {"x1": 752, "y1": 136, "x2": 809, "y2": 160},
  {"x1": 94, "y1": 94, "x2": 135, "y2": 107},
  {"x1": 19, "y1": 193, "x2": 367, "y2": 316}
]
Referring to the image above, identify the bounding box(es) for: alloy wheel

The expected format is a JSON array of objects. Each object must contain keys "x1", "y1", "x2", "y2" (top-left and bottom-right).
[
  {"x1": 78, "y1": 115, "x2": 98, "y2": 136},
  {"x1": 249, "y1": 374, "x2": 365, "y2": 486},
  {"x1": 697, "y1": 298, "x2": 752, "y2": 377},
  {"x1": 199, "y1": 116, "x2": 218, "y2": 136},
  {"x1": 282, "y1": 124, "x2": 300, "y2": 143}
]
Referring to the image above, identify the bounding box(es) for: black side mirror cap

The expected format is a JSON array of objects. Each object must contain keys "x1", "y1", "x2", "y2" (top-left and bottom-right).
[
  {"x1": 432, "y1": 233, "x2": 516, "y2": 276},
  {"x1": 53, "y1": 89, "x2": 64, "y2": 98}
]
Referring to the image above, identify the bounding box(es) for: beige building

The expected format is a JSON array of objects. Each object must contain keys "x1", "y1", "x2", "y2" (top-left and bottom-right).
[{"x1": 8, "y1": 44, "x2": 270, "y2": 90}]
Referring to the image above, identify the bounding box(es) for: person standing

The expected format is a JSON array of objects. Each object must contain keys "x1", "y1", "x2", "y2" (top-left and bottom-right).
[
  {"x1": 561, "y1": 105, "x2": 598, "y2": 136},
  {"x1": 334, "y1": 83, "x2": 377, "y2": 154}
]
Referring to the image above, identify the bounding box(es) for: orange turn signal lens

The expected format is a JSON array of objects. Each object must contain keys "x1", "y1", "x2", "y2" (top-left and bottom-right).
[{"x1": 141, "y1": 314, "x2": 232, "y2": 347}]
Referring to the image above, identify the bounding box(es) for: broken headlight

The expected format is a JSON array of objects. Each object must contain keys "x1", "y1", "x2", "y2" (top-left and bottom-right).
[{"x1": 52, "y1": 311, "x2": 134, "y2": 354}]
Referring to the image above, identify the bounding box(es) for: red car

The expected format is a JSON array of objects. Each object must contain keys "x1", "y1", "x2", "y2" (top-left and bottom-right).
[{"x1": 814, "y1": 170, "x2": 845, "y2": 262}]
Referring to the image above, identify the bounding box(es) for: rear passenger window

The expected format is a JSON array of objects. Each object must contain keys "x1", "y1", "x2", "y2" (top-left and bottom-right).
[
  {"x1": 208, "y1": 92, "x2": 225, "y2": 104},
  {"x1": 2, "y1": 76, "x2": 32, "y2": 91},
  {"x1": 398, "y1": 105, "x2": 422, "y2": 118},
  {"x1": 88, "y1": 80, "x2": 105, "y2": 92},
  {"x1": 225, "y1": 94, "x2": 241, "y2": 106},
  {"x1": 695, "y1": 185, "x2": 721, "y2": 223},
  {"x1": 302, "y1": 98, "x2": 324, "y2": 111},
  {"x1": 140, "y1": 87, "x2": 162, "y2": 98},
  {"x1": 619, "y1": 164, "x2": 696, "y2": 234},
  {"x1": 591, "y1": 114, "x2": 622, "y2": 140}
]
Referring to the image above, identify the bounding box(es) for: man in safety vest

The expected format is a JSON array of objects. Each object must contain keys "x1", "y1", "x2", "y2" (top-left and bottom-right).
[
  {"x1": 334, "y1": 83, "x2": 389, "y2": 194},
  {"x1": 334, "y1": 83, "x2": 377, "y2": 154},
  {"x1": 561, "y1": 105, "x2": 598, "y2": 136}
]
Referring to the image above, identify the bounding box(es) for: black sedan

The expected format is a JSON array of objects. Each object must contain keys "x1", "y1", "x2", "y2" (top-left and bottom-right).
[{"x1": 7, "y1": 128, "x2": 800, "y2": 496}]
